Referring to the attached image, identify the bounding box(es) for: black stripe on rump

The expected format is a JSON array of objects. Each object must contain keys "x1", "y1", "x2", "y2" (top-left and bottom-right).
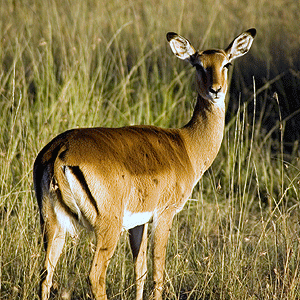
[
  {"x1": 129, "y1": 224, "x2": 145, "y2": 260},
  {"x1": 67, "y1": 166, "x2": 99, "y2": 215}
]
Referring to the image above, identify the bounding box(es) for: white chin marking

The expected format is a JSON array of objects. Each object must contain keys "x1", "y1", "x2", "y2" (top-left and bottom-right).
[
  {"x1": 122, "y1": 210, "x2": 152, "y2": 230},
  {"x1": 211, "y1": 93, "x2": 225, "y2": 109}
]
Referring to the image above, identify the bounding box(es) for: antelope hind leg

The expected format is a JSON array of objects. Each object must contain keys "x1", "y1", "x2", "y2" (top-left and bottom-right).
[
  {"x1": 152, "y1": 214, "x2": 174, "y2": 300},
  {"x1": 40, "y1": 218, "x2": 66, "y2": 300},
  {"x1": 89, "y1": 223, "x2": 122, "y2": 300}
]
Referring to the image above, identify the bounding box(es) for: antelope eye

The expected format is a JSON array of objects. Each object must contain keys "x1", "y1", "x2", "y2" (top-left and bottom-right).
[{"x1": 223, "y1": 62, "x2": 232, "y2": 69}]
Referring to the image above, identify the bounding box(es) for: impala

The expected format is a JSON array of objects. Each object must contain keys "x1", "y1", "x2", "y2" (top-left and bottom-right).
[{"x1": 34, "y1": 28, "x2": 256, "y2": 300}]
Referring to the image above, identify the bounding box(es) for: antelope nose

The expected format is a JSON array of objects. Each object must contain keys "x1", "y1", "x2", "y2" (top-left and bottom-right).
[{"x1": 209, "y1": 86, "x2": 222, "y2": 95}]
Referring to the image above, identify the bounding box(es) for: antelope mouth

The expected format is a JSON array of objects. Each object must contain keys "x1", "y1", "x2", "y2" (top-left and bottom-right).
[{"x1": 209, "y1": 92, "x2": 226, "y2": 104}]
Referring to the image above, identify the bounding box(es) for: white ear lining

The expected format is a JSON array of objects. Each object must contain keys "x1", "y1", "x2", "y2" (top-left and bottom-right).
[
  {"x1": 226, "y1": 29, "x2": 256, "y2": 61},
  {"x1": 168, "y1": 34, "x2": 196, "y2": 61}
]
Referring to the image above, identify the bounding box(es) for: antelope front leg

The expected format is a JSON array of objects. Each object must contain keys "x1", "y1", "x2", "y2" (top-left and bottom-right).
[
  {"x1": 134, "y1": 223, "x2": 148, "y2": 300},
  {"x1": 152, "y1": 213, "x2": 174, "y2": 300}
]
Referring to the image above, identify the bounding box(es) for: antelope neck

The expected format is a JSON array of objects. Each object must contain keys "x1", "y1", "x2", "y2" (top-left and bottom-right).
[{"x1": 180, "y1": 94, "x2": 225, "y2": 179}]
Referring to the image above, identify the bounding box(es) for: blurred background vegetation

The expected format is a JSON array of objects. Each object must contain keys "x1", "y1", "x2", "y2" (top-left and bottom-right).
[
  {"x1": 1, "y1": 0, "x2": 300, "y2": 299},
  {"x1": 1, "y1": 0, "x2": 300, "y2": 148}
]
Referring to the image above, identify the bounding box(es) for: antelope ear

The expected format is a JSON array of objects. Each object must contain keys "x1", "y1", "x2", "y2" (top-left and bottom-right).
[
  {"x1": 225, "y1": 28, "x2": 256, "y2": 61},
  {"x1": 167, "y1": 32, "x2": 196, "y2": 61}
]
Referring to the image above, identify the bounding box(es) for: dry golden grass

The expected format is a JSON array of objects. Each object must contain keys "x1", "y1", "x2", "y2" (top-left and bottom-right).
[{"x1": 1, "y1": 0, "x2": 300, "y2": 299}]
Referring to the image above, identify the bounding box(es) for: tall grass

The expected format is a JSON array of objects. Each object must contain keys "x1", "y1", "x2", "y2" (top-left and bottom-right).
[{"x1": 1, "y1": 0, "x2": 300, "y2": 299}]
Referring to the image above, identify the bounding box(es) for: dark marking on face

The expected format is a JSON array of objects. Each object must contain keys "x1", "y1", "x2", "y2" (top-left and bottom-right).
[{"x1": 202, "y1": 49, "x2": 221, "y2": 55}]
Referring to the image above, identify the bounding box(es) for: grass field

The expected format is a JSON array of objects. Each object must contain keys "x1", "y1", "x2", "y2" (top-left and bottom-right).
[{"x1": 1, "y1": 0, "x2": 300, "y2": 299}]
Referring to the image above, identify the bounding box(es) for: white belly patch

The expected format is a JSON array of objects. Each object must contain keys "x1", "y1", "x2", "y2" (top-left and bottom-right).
[{"x1": 122, "y1": 210, "x2": 152, "y2": 230}]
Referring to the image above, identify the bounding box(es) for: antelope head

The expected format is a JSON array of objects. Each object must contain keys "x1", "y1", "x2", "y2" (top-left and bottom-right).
[{"x1": 167, "y1": 29, "x2": 256, "y2": 104}]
